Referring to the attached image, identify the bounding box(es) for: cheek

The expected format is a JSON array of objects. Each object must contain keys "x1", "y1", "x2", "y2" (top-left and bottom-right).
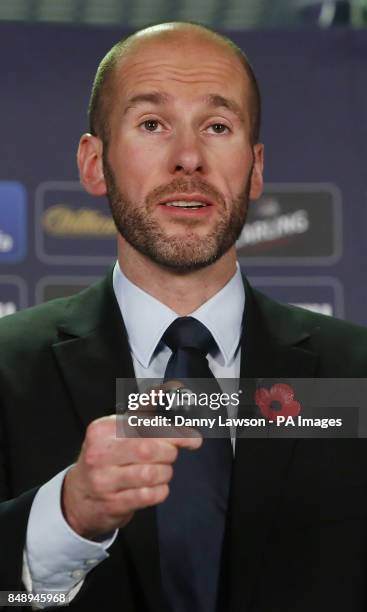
[
  {"x1": 108, "y1": 140, "x2": 167, "y2": 204},
  {"x1": 114, "y1": 137, "x2": 167, "y2": 186},
  {"x1": 210, "y1": 140, "x2": 253, "y2": 197},
  {"x1": 219, "y1": 160, "x2": 251, "y2": 200}
]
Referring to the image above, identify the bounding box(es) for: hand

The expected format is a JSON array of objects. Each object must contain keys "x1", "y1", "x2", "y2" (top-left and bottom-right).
[{"x1": 62, "y1": 415, "x2": 202, "y2": 539}]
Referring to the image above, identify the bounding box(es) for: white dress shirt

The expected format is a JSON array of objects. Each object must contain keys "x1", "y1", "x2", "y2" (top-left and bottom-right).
[{"x1": 22, "y1": 262, "x2": 245, "y2": 604}]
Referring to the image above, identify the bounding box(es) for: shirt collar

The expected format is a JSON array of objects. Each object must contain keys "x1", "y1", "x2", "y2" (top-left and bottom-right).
[{"x1": 113, "y1": 261, "x2": 245, "y2": 368}]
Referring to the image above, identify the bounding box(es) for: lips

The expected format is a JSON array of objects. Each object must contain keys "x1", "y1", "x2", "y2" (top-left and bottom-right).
[
  {"x1": 158, "y1": 194, "x2": 214, "y2": 209},
  {"x1": 163, "y1": 200, "x2": 209, "y2": 209}
]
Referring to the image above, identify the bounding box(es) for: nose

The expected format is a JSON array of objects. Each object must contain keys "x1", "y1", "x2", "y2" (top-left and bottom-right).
[{"x1": 168, "y1": 128, "x2": 206, "y2": 176}]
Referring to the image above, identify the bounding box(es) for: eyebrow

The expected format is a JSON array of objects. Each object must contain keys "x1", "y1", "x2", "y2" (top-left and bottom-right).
[
  {"x1": 205, "y1": 94, "x2": 245, "y2": 122},
  {"x1": 123, "y1": 91, "x2": 245, "y2": 122},
  {"x1": 123, "y1": 92, "x2": 169, "y2": 114}
]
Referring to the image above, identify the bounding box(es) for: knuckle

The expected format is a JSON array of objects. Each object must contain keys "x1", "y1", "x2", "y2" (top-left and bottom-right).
[
  {"x1": 89, "y1": 470, "x2": 105, "y2": 495},
  {"x1": 168, "y1": 445, "x2": 178, "y2": 463},
  {"x1": 165, "y1": 465, "x2": 174, "y2": 482},
  {"x1": 85, "y1": 420, "x2": 101, "y2": 443},
  {"x1": 138, "y1": 486, "x2": 155, "y2": 505},
  {"x1": 138, "y1": 484, "x2": 170, "y2": 507},
  {"x1": 136, "y1": 441, "x2": 153, "y2": 462},
  {"x1": 122, "y1": 489, "x2": 139, "y2": 512},
  {"x1": 86, "y1": 416, "x2": 114, "y2": 444},
  {"x1": 156, "y1": 484, "x2": 170, "y2": 503},
  {"x1": 83, "y1": 447, "x2": 101, "y2": 468},
  {"x1": 140, "y1": 464, "x2": 154, "y2": 485}
]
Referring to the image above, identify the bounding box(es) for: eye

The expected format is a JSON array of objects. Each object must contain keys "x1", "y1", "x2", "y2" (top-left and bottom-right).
[
  {"x1": 141, "y1": 119, "x2": 162, "y2": 132},
  {"x1": 207, "y1": 123, "x2": 230, "y2": 135}
]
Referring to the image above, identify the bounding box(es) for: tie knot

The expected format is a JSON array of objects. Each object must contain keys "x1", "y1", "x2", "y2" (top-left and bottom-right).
[{"x1": 163, "y1": 317, "x2": 215, "y2": 355}]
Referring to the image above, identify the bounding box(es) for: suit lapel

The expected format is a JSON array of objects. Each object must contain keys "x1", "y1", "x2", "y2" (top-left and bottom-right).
[
  {"x1": 225, "y1": 277, "x2": 318, "y2": 611},
  {"x1": 52, "y1": 273, "x2": 135, "y2": 428},
  {"x1": 51, "y1": 272, "x2": 162, "y2": 612}
]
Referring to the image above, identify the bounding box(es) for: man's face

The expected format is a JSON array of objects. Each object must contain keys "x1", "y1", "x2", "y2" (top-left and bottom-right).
[{"x1": 101, "y1": 34, "x2": 263, "y2": 272}]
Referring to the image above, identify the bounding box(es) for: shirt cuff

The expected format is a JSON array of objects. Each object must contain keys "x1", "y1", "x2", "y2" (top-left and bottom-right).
[
  {"x1": 25, "y1": 466, "x2": 118, "y2": 592},
  {"x1": 22, "y1": 551, "x2": 84, "y2": 608}
]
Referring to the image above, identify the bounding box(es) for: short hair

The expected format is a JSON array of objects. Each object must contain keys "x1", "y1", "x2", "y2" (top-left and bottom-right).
[{"x1": 88, "y1": 22, "x2": 262, "y2": 146}]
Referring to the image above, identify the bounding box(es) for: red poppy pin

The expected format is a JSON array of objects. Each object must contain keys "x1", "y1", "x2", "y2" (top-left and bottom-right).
[{"x1": 254, "y1": 383, "x2": 301, "y2": 420}]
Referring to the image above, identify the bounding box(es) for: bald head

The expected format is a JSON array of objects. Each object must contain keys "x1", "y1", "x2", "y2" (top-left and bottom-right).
[{"x1": 88, "y1": 22, "x2": 261, "y2": 146}]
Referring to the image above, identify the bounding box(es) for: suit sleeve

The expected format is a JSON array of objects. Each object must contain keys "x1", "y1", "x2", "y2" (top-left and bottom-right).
[
  {"x1": 0, "y1": 384, "x2": 40, "y2": 593},
  {"x1": 24, "y1": 467, "x2": 117, "y2": 601},
  {"x1": 0, "y1": 488, "x2": 39, "y2": 590}
]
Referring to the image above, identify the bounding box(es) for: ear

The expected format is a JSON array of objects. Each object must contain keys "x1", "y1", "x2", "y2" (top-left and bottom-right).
[
  {"x1": 77, "y1": 133, "x2": 107, "y2": 196},
  {"x1": 249, "y1": 143, "x2": 264, "y2": 200}
]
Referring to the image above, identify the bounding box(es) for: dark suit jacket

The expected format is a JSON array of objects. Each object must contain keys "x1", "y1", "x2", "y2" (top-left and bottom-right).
[{"x1": 1, "y1": 270, "x2": 367, "y2": 611}]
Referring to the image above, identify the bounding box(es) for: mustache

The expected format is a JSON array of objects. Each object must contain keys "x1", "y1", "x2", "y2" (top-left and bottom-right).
[{"x1": 145, "y1": 177, "x2": 225, "y2": 207}]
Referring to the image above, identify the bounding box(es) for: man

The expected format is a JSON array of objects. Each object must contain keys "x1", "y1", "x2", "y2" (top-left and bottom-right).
[{"x1": 1, "y1": 21, "x2": 367, "y2": 612}]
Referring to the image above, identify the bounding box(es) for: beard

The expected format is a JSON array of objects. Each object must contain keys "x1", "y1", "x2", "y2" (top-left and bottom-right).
[{"x1": 103, "y1": 158, "x2": 253, "y2": 273}]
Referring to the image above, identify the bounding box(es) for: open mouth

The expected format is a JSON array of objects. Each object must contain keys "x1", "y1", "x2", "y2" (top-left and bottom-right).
[{"x1": 162, "y1": 200, "x2": 210, "y2": 210}]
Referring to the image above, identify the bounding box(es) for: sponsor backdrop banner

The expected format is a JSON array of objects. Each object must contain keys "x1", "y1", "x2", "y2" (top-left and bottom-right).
[{"x1": 0, "y1": 24, "x2": 366, "y2": 324}]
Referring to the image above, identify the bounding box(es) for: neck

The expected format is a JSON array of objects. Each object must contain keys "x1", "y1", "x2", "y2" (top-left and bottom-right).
[{"x1": 117, "y1": 237, "x2": 237, "y2": 315}]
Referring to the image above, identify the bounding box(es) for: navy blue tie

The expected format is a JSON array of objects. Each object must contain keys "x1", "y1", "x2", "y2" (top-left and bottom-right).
[{"x1": 157, "y1": 317, "x2": 233, "y2": 612}]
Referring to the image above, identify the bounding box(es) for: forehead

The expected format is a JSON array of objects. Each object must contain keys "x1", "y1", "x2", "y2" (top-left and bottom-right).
[{"x1": 112, "y1": 34, "x2": 249, "y2": 103}]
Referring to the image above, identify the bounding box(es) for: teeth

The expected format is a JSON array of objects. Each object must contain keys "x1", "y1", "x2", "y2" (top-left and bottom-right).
[{"x1": 164, "y1": 200, "x2": 208, "y2": 209}]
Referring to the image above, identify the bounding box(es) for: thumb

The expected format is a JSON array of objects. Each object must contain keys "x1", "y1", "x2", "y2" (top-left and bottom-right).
[{"x1": 168, "y1": 427, "x2": 203, "y2": 450}]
